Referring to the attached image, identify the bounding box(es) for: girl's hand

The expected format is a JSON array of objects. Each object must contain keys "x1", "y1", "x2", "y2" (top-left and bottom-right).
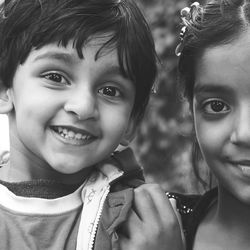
[{"x1": 119, "y1": 184, "x2": 185, "y2": 250}]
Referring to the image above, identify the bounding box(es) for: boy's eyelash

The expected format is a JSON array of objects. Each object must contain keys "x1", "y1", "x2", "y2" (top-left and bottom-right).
[
  {"x1": 41, "y1": 72, "x2": 70, "y2": 85},
  {"x1": 41, "y1": 73, "x2": 124, "y2": 97},
  {"x1": 98, "y1": 86, "x2": 122, "y2": 97}
]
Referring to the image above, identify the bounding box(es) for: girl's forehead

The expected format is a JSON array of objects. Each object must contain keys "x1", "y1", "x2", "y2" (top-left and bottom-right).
[
  {"x1": 194, "y1": 32, "x2": 250, "y2": 96},
  {"x1": 197, "y1": 31, "x2": 250, "y2": 72}
]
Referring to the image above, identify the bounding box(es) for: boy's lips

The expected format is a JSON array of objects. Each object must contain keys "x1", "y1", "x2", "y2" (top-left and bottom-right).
[{"x1": 50, "y1": 125, "x2": 99, "y2": 142}]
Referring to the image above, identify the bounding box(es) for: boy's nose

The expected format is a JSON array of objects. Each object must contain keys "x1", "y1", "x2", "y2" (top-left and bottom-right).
[
  {"x1": 64, "y1": 89, "x2": 99, "y2": 120},
  {"x1": 230, "y1": 105, "x2": 250, "y2": 146}
]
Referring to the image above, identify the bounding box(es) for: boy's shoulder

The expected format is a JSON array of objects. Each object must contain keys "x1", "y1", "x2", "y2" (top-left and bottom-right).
[
  {"x1": 94, "y1": 148, "x2": 145, "y2": 250},
  {"x1": 109, "y1": 148, "x2": 145, "y2": 191}
]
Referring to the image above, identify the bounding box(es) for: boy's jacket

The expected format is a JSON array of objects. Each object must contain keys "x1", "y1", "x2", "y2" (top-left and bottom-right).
[
  {"x1": 0, "y1": 147, "x2": 144, "y2": 250},
  {"x1": 93, "y1": 148, "x2": 145, "y2": 250}
]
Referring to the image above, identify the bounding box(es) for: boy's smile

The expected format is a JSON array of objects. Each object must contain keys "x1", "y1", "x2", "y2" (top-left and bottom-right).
[
  {"x1": 4, "y1": 38, "x2": 136, "y2": 183},
  {"x1": 50, "y1": 125, "x2": 97, "y2": 146}
]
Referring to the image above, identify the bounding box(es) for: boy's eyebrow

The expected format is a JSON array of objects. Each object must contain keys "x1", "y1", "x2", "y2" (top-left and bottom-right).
[
  {"x1": 33, "y1": 51, "x2": 131, "y2": 81},
  {"x1": 103, "y1": 65, "x2": 125, "y2": 77},
  {"x1": 33, "y1": 52, "x2": 128, "y2": 77},
  {"x1": 33, "y1": 52, "x2": 76, "y2": 64}
]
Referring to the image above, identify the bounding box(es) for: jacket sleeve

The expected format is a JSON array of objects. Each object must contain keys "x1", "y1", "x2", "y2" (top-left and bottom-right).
[{"x1": 110, "y1": 148, "x2": 145, "y2": 191}]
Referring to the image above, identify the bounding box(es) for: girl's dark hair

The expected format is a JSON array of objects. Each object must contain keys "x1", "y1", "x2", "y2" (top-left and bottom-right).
[
  {"x1": 0, "y1": 0, "x2": 157, "y2": 123},
  {"x1": 177, "y1": 0, "x2": 250, "y2": 188},
  {"x1": 179, "y1": 0, "x2": 249, "y2": 105}
]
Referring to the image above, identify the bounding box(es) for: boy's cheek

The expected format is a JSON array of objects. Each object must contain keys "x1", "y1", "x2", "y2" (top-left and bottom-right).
[{"x1": 120, "y1": 119, "x2": 136, "y2": 146}]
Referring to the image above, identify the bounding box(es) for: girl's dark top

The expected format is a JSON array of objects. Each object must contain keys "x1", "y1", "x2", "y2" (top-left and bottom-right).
[{"x1": 167, "y1": 188, "x2": 218, "y2": 250}]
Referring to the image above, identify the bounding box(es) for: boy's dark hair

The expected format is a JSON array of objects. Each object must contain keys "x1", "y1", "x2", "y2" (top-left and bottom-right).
[
  {"x1": 0, "y1": 0, "x2": 157, "y2": 123},
  {"x1": 177, "y1": 0, "x2": 250, "y2": 188}
]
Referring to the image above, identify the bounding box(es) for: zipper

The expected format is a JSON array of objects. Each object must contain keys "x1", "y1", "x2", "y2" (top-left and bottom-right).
[{"x1": 88, "y1": 185, "x2": 110, "y2": 250}]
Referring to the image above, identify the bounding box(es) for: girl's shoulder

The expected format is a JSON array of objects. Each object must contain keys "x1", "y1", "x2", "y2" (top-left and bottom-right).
[
  {"x1": 167, "y1": 188, "x2": 217, "y2": 216},
  {"x1": 167, "y1": 191, "x2": 202, "y2": 215},
  {"x1": 167, "y1": 188, "x2": 218, "y2": 250}
]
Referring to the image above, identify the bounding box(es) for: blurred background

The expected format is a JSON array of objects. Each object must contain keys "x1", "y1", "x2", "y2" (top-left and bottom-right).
[
  {"x1": 0, "y1": 0, "x2": 211, "y2": 195},
  {"x1": 131, "y1": 0, "x2": 211, "y2": 194}
]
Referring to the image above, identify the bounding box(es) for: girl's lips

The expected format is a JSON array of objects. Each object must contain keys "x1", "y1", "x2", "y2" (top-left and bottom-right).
[
  {"x1": 240, "y1": 165, "x2": 250, "y2": 176},
  {"x1": 228, "y1": 160, "x2": 250, "y2": 177},
  {"x1": 230, "y1": 160, "x2": 250, "y2": 167}
]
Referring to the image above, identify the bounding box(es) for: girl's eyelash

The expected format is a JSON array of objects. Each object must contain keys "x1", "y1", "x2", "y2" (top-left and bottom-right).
[{"x1": 201, "y1": 99, "x2": 230, "y2": 114}]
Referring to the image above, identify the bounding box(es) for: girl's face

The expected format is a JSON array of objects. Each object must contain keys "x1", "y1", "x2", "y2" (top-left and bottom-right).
[{"x1": 193, "y1": 31, "x2": 250, "y2": 204}]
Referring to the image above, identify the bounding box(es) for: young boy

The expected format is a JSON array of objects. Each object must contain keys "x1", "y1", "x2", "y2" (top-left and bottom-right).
[{"x1": 0, "y1": 0, "x2": 157, "y2": 249}]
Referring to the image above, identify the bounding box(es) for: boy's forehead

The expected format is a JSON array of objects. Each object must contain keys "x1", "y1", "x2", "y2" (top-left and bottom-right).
[
  {"x1": 28, "y1": 36, "x2": 118, "y2": 63},
  {"x1": 86, "y1": 33, "x2": 115, "y2": 47},
  {"x1": 20, "y1": 38, "x2": 129, "y2": 80}
]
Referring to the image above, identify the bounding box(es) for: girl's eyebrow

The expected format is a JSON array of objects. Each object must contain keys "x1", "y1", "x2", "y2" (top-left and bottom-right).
[
  {"x1": 33, "y1": 52, "x2": 76, "y2": 65},
  {"x1": 194, "y1": 83, "x2": 233, "y2": 95}
]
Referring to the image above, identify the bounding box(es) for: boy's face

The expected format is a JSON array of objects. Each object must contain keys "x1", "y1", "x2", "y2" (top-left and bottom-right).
[{"x1": 3, "y1": 39, "x2": 136, "y2": 181}]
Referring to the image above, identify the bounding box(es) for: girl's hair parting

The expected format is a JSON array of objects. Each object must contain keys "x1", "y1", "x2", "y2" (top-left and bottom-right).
[{"x1": 0, "y1": 0, "x2": 157, "y2": 123}]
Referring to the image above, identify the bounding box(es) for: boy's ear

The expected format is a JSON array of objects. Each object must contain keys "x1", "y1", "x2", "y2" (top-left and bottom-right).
[
  {"x1": 120, "y1": 119, "x2": 137, "y2": 147},
  {"x1": 0, "y1": 88, "x2": 14, "y2": 114}
]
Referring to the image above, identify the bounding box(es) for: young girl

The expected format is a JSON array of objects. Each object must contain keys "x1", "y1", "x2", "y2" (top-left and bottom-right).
[{"x1": 172, "y1": 0, "x2": 250, "y2": 249}]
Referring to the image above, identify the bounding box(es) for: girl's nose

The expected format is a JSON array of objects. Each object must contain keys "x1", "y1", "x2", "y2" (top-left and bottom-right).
[
  {"x1": 230, "y1": 105, "x2": 250, "y2": 146},
  {"x1": 63, "y1": 88, "x2": 99, "y2": 120}
]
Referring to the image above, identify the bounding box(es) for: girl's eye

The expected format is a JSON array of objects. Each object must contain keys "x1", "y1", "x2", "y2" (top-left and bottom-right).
[
  {"x1": 98, "y1": 86, "x2": 121, "y2": 97},
  {"x1": 43, "y1": 72, "x2": 69, "y2": 85},
  {"x1": 203, "y1": 100, "x2": 230, "y2": 114}
]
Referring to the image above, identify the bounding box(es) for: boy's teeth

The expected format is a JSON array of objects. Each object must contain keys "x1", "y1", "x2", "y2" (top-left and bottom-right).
[
  {"x1": 75, "y1": 133, "x2": 82, "y2": 139},
  {"x1": 68, "y1": 131, "x2": 75, "y2": 139},
  {"x1": 56, "y1": 127, "x2": 91, "y2": 140},
  {"x1": 58, "y1": 127, "x2": 63, "y2": 133}
]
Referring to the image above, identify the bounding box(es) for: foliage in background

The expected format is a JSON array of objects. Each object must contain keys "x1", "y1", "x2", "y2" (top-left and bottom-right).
[{"x1": 132, "y1": 0, "x2": 211, "y2": 194}]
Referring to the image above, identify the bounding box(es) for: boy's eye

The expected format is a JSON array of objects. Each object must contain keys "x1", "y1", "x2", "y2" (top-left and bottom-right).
[
  {"x1": 98, "y1": 86, "x2": 121, "y2": 97},
  {"x1": 203, "y1": 100, "x2": 230, "y2": 114},
  {"x1": 43, "y1": 72, "x2": 69, "y2": 85}
]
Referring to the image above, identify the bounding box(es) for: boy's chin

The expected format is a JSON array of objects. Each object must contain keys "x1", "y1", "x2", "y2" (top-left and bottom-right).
[
  {"x1": 52, "y1": 161, "x2": 91, "y2": 174},
  {"x1": 48, "y1": 158, "x2": 93, "y2": 180},
  {"x1": 52, "y1": 165, "x2": 92, "y2": 184}
]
